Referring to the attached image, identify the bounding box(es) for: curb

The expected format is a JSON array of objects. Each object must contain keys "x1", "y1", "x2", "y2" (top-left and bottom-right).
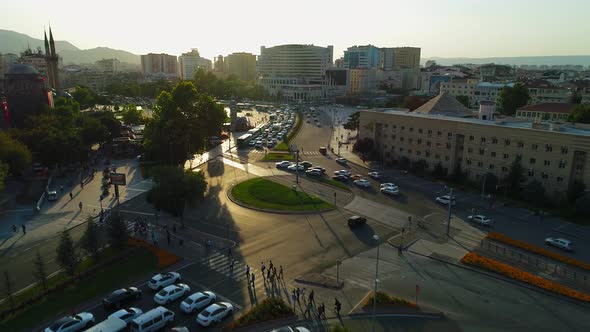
[
  {"x1": 225, "y1": 182, "x2": 337, "y2": 215},
  {"x1": 408, "y1": 249, "x2": 590, "y2": 308},
  {"x1": 347, "y1": 311, "x2": 445, "y2": 319},
  {"x1": 293, "y1": 277, "x2": 344, "y2": 290}
]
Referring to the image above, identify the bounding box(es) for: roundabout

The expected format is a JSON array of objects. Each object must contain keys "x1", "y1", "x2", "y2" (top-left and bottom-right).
[{"x1": 229, "y1": 177, "x2": 336, "y2": 213}]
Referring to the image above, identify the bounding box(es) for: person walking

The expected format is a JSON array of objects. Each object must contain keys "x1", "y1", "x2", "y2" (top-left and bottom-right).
[
  {"x1": 229, "y1": 258, "x2": 235, "y2": 273},
  {"x1": 308, "y1": 289, "x2": 315, "y2": 305},
  {"x1": 80, "y1": 180, "x2": 84, "y2": 188},
  {"x1": 261, "y1": 262, "x2": 266, "y2": 280},
  {"x1": 78, "y1": 201, "x2": 83, "y2": 211},
  {"x1": 334, "y1": 298, "x2": 341, "y2": 316},
  {"x1": 296, "y1": 288, "x2": 301, "y2": 304},
  {"x1": 227, "y1": 247, "x2": 232, "y2": 258},
  {"x1": 166, "y1": 230, "x2": 171, "y2": 246},
  {"x1": 246, "y1": 264, "x2": 250, "y2": 279},
  {"x1": 291, "y1": 291, "x2": 297, "y2": 310},
  {"x1": 269, "y1": 260, "x2": 273, "y2": 272},
  {"x1": 279, "y1": 265, "x2": 284, "y2": 279},
  {"x1": 21, "y1": 224, "x2": 26, "y2": 235},
  {"x1": 69, "y1": 192, "x2": 73, "y2": 200},
  {"x1": 251, "y1": 273, "x2": 256, "y2": 288},
  {"x1": 12, "y1": 225, "x2": 17, "y2": 233}
]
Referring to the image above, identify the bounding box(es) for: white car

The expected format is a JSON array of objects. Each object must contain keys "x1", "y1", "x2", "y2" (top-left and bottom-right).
[
  {"x1": 270, "y1": 326, "x2": 311, "y2": 332},
  {"x1": 381, "y1": 186, "x2": 399, "y2": 195},
  {"x1": 275, "y1": 161, "x2": 292, "y2": 168},
  {"x1": 435, "y1": 195, "x2": 456, "y2": 206},
  {"x1": 305, "y1": 169, "x2": 322, "y2": 176},
  {"x1": 380, "y1": 182, "x2": 397, "y2": 188},
  {"x1": 368, "y1": 172, "x2": 381, "y2": 179},
  {"x1": 45, "y1": 313, "x2": 95, "y2": 332},
  {"x1": 148, "y1": 272, "x2": 181, "y2": 290},
  {"x1": 196, "y1": 302, "x2": 234, "y2": 327},
  {"x1": 108, "y1": 307, "x2": 143, "y2": 324},
  {"x1": 287, "y1": 164, "x2": 305, "y2": 172},
  {"x1": 336, "y1": 158, "x2": 347, "y2": 164},
  {"x1": 154, "y1": 284, "x2": 191, "y2": 305},
  {"x1": 180, "y1": 291, "x2": 217, "y2": 313},
  {"x1": 545, "y1": 237, "x2": 574, "y2": 252},
  {"x1": 47, "y1": 190, "x2": 58, "y2": 201},
  {"x1": 334, "y1": 169, "x2": 351, "y2": 177},
  {"x1": 467, "y1": 215, "x2": 492, "y2": 226},
  {"x1": 354, "y1": 179, "x2": 371, "y2": 188},
  {"x1": 248, "y1": 140, "x2": 256, "y2": 146}
]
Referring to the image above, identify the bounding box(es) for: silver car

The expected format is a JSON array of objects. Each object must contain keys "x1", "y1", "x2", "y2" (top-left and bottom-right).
[{"x1": 545, "y1": 237, "x2": 574, "y2": 252}]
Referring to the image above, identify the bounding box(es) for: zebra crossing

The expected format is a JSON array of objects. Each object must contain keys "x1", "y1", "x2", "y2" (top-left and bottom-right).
[
  {"x1": 199, "y1": 252, "x2": 270, "y2": 289},
  {"x1": 248, "y1": 150, "x2": 323, "y2": 156}
]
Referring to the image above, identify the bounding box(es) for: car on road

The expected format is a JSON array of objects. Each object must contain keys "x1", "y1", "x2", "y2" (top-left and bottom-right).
[
  {"x1": 196, "y1": 302, "x2": 234, "y2": 327},
  {"x1": 334, "y1": 169, "x2": 351, "y2": 177},
  {"x1": 380, "y1": 183, "x2": 397, "y2": 188},
  {"x1": 350, "y1": 174, "x2": 363, "y2": 181},
  {"x1": 275, "y1": 161, "x2": 292, "y2": 168},
  {"x1": 380, "y1": 186, "x2": 399, "y2": 196},
  {"x1": 287, "y1": 164, "x2": 305, "y2": 172},
  {"x1": 148, "y1": 272, "x2": 181, "y2": 290},
  {"x1": 332, "y1": 175, "x2": 348, "y2": 182},
  {"x1": 305, "y1": 169, "x2": 322, "y2": 176},
  {"x1": 545, "y1": 237, "x2": 574, "y2": 252},
  {"x1": 336, "y1": 158, "x2": 347, "y2": 164},
  {"x1": 130, "y1": 306, "x2": 175, "y2": 332},
  {"x1": 306, "y1": 120, "x2": 310, "y2": 123},
  {"x1": 467, "y1": 215, "x2": 493, "y2": 226},
  {"x1": 368, "y1": 171, "x2": 381, "y2": 179},
  {"x1": 270, "y1": 326, "x2": 311, "y2": 332},
  {"x1": 47, "y1": 190, "x2": 58, "y2": 201},
  {"x1": 300, "y1": 161, "x2": 313, "y2": 168},
  {"x1": 45, "y1": 313, "x2": 95, "y2": 332},
  {"x1": 347, "y1": 215, "x2": 367, "y2": 228},
  {"x1": 108, "y1": 307, "x2": 143, "y2": 324},
  {"x1": 316, "y1": 123, "x2": 322, "y2": 127},
  {"x1": 154, "y1": 283, "x2": 191, "y2": 305},
  {"x1": 103, "y1": 287, "x2": 142, "y2": 310},
  {"x1": 180, "y1": 291, "x2": 217, "y2": 313},
  {"x1": 310, "y1": 166, "x2": 326, "y2": 173},
  {"x1": 249, "y1": 140, "x2": 256, "y2": 146},
  {"x1": 354, "y1": 179, "x2": 371, "y2": 188},
  {"x1": 435, "y1": 195, "x2": 456, "y2": 206},
  {"x1": 319, "y1": 147, "x2": 327, "y2": 155}
]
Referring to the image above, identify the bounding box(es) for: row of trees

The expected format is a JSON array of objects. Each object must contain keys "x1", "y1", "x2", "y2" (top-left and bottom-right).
[
  {"x1": 193, "y1": 69, "x2": 270, "y2": 101},
  {"x1": 105, "y1": 80, "x2": 175, "y2": 99}
]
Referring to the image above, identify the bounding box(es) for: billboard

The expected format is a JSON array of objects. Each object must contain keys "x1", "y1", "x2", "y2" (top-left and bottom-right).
[{"x1": 110, "y1": 172, "x2": 127, "y2": 186}]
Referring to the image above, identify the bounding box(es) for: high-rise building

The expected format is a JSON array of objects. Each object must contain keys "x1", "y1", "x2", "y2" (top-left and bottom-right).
[
  {"x1": 343, "y1": 45, "x2": 381, "y2": 69},
  {"x1": 392, "y1": 47, "x2": 421, "y2": 70},
  {"x1": 140, "y1": 53, "x2": 178, "y2": 79},
  {"x1": 225, "y1": 52, "x2": 257, "y2": 81},
  {"x1": 379, "y1": 48, "x2": 395, "y2": 71},
  {"x1": 95, "y1": 58, "x2": 120, "y2": 73},
  {"x1": 214, "y1": 55, "x2": 225, "y2": 72},
  {"x1": 178, "y1": 49, "x2": 212, "y2": 80}
]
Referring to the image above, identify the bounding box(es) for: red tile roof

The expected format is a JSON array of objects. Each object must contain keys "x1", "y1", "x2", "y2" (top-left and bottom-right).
[{"x1": 517, "y1": 103, "x2": 576, "y2": 114}]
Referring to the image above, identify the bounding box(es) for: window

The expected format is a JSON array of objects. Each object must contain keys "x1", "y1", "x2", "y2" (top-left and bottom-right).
[
  {"x1": 477, "y1": 161, "x2": 483, "y2": 167},
  {"x1": 399, "y1": 148, "x2": 404, "y2": 152},
  {"x1": 517, "y1": 141, "x2": 524, "y2": 148},
  {"x1": 466, "y1": 159, "x2": 472, "y2": 165},
  {"x1": 505, "y1": 139, "x2": 511, "y2": 146},
  {"x1": 544, "y1": 160, "x2": 551, "y2": 166},
  {"x1": 577, "y1": 164, "x2": 584, "y2": 171},
  {"x1": 392, "y1": 134, "x2": 396, "y2": 139},
  {"x1": 427, "y1": 141, "x2": 432, "y2": 147},
  {"x1": 545, "y1": 144, "x2": 553, "y2": 152},
  {"x1": 446, "y1": 143, "x2": 451, "y2": 149},
  {"x1": 469, "y1": 135, "x2": 474, "y2": 141},
  {"x1": 418, "y1": 128, "x2": 423, "y2": 134},
  {"x1": 532, "y1": 144, "x2": 538, "y2": 150},
  {"x1": 492, "y1": 138, "x2": 498, "y2": 144},
  {"x1": 400, "y1": 137, "x2": 404, "y2": 142},
  {"x1": 501, "y1": 166, "x2": 508, "y2": 172},
  {"x1": 561, "y1": 147, "x2": 568, "y2": 155},
  {"x1": 467, "y1": 147, "x2": 473, "y2": 153},
  {"x1": 530, "y1": 158, "x2": 536, "y2": 164},
  {"x1": 481, "y1": 137, "x2": 486, "y2": 143},
  {"x1": 503, "y1": 153, "x2": 509, "y2": 159},
  {"x1": 408, "y1": 149, "x2": 413, "y2": 154},
  {"x1": 479, "y1": 148, "x2": 485, "y2": 155},
  {"x1": 445, "y1": 156, "x2": 449, "y2": 161},
  {"x1": 425, "y1": 151, "x2": 430, "y2": 157},
  {"x1": 541, "y1": 172, "x2": 549, "y2": 179},
  {"x1": 448, "y1": 132, "x2": 453, "y2": 137},
  {"x1": 528, "y1": 170, "x2": 534, "y2": 177},
  {"x1": 559, "y1": 160, "x2": 566, "y2": 168},
  {"x1": 409, "y1": 127, "x2": 414, "y2": 132},
  {"x1": 401, "y1": 126, "x2": 405, "y2": 130},
  {"x1": 408, "y1": 138, "x2": 413, "y2": 143},
  {"x1": 435, "y1": 154, "x2": 440, "y2": 159},
  {"x1": 557, "y1": 177, "x2": 564, "y2": 183},
  {"x1": 491, "y1": 152, "x2": 496, "y2": 157},
  {"x1": 392, "y1": 125, "x2": 397, "y2": 129},
  {"x1": 428, "y1": 129, "x2": 432, "y2": 135},
  {"x1": 417, "y1": 139, "x2": 422, "y2": 144},
  {"x1": 489, "y1": 164, "x2": 495, "y2": 169},
  {"x1": 437, "y1": 131, "x2": 442, "y2": 136}
]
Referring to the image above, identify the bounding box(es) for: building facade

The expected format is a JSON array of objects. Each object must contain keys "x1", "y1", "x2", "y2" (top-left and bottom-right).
[
  {"x1": 515, "y1": 103, "x2": 575, "y2": 121},
  {"x1": 95, "y1": 58, "x2": 120, "y2": 73},
  {"x1": 392, "y1": 47, "x2": 421, "y2": 70},
  {"x1": 343, "y1": 45, "x2": 381, "y2": 69},
  {"x1": 178, "y1": 49, "x2": 212, "y2": 80},
  {"x1": 359, "y1": 108, "x2": 590, "y2": 198},
  {"x1": 527, "y1": 85, "x2": 572, "y2": 104},
  {"x1": 140, "y1": 53, "x2": 178, "y2": 79},
  {"x1": 348, "y1": 68, "x2": 377, "y2": 94},
  {"x1": 225, "y1": 52, "x2": 256, "y2": 81},
  {"x1": 440, "y1": 80, "x2": 514, "y2": 108}
]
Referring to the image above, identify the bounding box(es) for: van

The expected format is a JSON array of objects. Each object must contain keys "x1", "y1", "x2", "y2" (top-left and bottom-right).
[
  {"x1": 83, "y1": 317, "x2": 126, "y2": 332},
  {"x1": 129, "y1": 306, "x2": 175, "y2": 332},
  {"x1": 319, "y1": 147, "x2": 327, "y2": 155}
]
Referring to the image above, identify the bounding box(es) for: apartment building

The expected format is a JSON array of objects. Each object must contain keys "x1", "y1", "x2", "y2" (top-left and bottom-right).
[
  {"x1": 141, "y1": 53, "x2": 178, "y2": 79},
  {"x1": 440, "y1": 80, "x2": 513, "y2": 108},
  {"x1": 358, "y1": 94, "x2": 590, "y2": 198},
  {"x1": 178, "y1": 49, "x2": 212, "y2": 80},
  {"x1": 526, "y1": 84, "x2": 572, "y2": 104},
  {"x1": 343, "y1": 45, "x2": 381, "y2": 69},
  {"x1": 225, "y1": 52, "x2": 257, "y2": 81},
  {"x1": 515, "y1": 103, "x2": 576, "y2": 121},
  {"x1": 348, "y1": 68, "x2": 377, "y2": 94}
]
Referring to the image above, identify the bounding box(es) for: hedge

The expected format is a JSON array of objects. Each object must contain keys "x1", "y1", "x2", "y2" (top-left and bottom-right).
[
  {"x1": 362, "y1": 291, "x2": 417, "y2": 308},
  {"x1": 128, "y1": 237, "x2": 180, "y2": 268},
  {"x1": 486, "y1": 232, "x2": 590, "y2": 271},
  {"x1": 226, "y1": 297, "x2": 294, "y2": 330},
  {"x1": 461, "y1": 252, "x2": 590, "y2": 303}
]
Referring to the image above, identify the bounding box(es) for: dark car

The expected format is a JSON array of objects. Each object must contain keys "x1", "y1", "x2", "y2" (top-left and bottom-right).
[
  {"x1": 300, "y1": 161, "x2": 313, "y2": 169},
  {"x1": 103, "y1": 287, "x2": 142, "y2": 310},
  {"x1": 332, "y1": 175, "x2": 348, "y2": 182},
  {"x1": 347, "y1": 216, "x2": 367, "y2": 228}
]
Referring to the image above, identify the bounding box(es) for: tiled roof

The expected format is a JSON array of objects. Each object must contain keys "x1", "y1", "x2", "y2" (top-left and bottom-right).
[
  {"x1": 517, "y1": 103, "x2": 576, "y2": 114},
  {"x1": 413, "y1": 92, "x2": 472, "y2": 117}
]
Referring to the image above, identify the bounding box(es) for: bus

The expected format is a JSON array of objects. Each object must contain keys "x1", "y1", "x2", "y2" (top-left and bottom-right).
[{"x1": 237, "y1": 133, "x2": 253, "y2": 147}]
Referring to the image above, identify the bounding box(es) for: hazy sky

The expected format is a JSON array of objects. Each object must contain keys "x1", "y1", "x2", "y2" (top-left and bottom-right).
[{"x1": 3, "y1": 0, "x2": 589, "y2": 60}]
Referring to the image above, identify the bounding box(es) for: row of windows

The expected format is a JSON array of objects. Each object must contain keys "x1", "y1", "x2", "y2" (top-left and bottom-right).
[{"x1": 466, "y1": 136, "x2": 568, "y2": 154}]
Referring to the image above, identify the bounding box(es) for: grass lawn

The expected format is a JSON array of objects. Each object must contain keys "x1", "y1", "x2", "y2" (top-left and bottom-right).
[
  {"x1": 304, "y1": 174, "x2": 351, "y2": 191},
  {"x1": 0, "y1": 247, "x2": 159, "y2": 331},
  {"x1": 261, "y1": 152, "x2": 294, "y2": 161},
  {"x1": 274, "y1": 141, "x2": 289, "y2": 151},
  {"x1": 231, "y1": 178, "x2": 334, "y2": 211}
]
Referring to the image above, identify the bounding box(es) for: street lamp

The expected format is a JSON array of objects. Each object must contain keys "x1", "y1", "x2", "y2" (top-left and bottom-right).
[{"x1": 372, "y1": 234, "x2": 380, "y2": 332}]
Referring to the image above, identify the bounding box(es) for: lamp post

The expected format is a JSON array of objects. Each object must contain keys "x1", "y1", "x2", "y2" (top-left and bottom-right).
[
  {"x1": 446, "y1": 188, "x2": 453, "y2": 236},
  {"x1": 372, "y1": 234, "x2": 380, "y2": 332}
]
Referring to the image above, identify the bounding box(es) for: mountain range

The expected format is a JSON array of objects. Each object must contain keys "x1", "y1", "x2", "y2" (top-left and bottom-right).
[
  {"x1": 0, "y1": 30, "x2": 140, "y2": 65},
  {"x1": 422, "y1": 56, "x2": 590, "y2": 67}
]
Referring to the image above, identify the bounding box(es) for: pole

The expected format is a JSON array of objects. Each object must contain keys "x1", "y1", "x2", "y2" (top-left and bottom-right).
[
  {"x1": 481, "y1": 173, "x2": 487, "y2": 200},
  {"x1": 372, "y1": 235, "x2": 380, "y2": 332},
  {"x1": 295, "y1": 150, "x2": 299, "y2": 185},
  {"x1": 446, "y1": 188, "x2": 453, "y2": 236},
  {"x1": 336, "y1": 259, "x2": 341, "y2": 286}
]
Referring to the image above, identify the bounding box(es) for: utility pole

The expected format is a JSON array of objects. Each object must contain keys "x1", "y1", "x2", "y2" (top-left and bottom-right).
[
  {"x1": 295, "y1": 149, "x2": 300, "y2": 185},
  {"x1": 446, "y1": 188, "x2": 453, "y2": 236},
  {"x1": 481, "y1": 173, "x2": 487, "y2": 200}
]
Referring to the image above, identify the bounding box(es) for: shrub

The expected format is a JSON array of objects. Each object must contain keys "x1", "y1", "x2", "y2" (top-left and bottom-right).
[
  {"x1": 128, "y1": 238, "x2": 180, "y2": 268},
  {"x1": 362, "y1": 291, "x2": 416, "y2": 307},
  {"x1": 227, "y1": 297, "x2": 294, "y2": 330},
  {"x1": 461, "y1": 252, "x2": 590, "y2": 303},
  {"x1": 486, "y1": 232, "x2": 590, "y2": 271}
]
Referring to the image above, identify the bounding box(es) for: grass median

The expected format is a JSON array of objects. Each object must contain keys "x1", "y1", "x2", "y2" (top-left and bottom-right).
[
  {"x1": 304, "y1": 174, "x2": 351, "y2": 191},
  {"x1": 231, "y1": 178, "x2": 333, "y2": 211},
  {"x1": 261, "y1": 152, "x2": 294, "y2": 161}
]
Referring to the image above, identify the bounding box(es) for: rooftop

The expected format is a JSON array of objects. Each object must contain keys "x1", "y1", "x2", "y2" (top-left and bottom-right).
[
  {"x1": 517, "y1": 103, "x2": 577, "y2": 114},
  {"x1": 413, "y1": 92, "x2": 472, "y2": 117},
  {"x1": 6, "y1": 63, "x2": 40, "y2": 75}
]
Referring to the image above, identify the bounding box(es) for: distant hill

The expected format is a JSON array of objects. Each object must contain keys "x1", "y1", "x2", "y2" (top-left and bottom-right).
[
  {"x1": 0, "y1": 29, "x2": 140, "y2": 65},
  {"x1": 422, "y1": 56, "x2": 590, "y2": 67}
]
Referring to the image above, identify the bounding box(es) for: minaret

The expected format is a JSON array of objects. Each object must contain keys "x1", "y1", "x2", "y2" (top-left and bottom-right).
[
  {"x1": 49, "y1": 27, "x2": 56, "y2": 57},
  {"x1": 43, "y1": 29, "x2": 53, "y2": 89},
  {"x1": 45, "y1": 26, "x2": 59, "y2": 91},
  {"x1": 44, "y1": 30, "x2": 50, "y2": 55}
]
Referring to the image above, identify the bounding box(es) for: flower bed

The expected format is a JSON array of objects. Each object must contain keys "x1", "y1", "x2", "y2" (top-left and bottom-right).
[
  {"x1": 486, "y1": 232, "x2": 590, "y2": 271},
  {"x1": 362, "y1": 291, "x2": 417, "y2": 308},
  {"x1": 226, "y1": 298, "x2": 294, "y2": 330},
  {"x1": 461, "y1": 252, "x2": 590, "y2": 303},
  {"x1": 128, "y1": 238, "x2": 181, "y2": 268}
]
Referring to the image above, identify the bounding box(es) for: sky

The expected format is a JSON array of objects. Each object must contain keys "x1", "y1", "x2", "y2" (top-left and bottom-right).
[{"x1": 3, "y1": 0, "x2": 590, "y2": 60}]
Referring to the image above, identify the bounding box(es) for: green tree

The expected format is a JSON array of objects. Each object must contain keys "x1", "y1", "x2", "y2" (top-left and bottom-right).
[
  {"x1": 3, "y1": 271, "x2": 15, "y2": 310},
  {"x1": 352, "y1": 137, "x2": 374, "y2": 154},
  {"x1": 505, "y1": 155, "x2": 524, "y2": 195},
  {"x1": 343, "y1": 112, "x2": 360, "y2": 131},
  {"x1": 523, "y1": 180, "x2": 545, "y2": 205},
  {"x1": 79, "y1": 116, "x2": 109, "y2": 146},
  {"x1": 432, "y1": 162, "x2": 446, "y2": 179},
  {"x1": 107, "y1": 213, "x2": 129, "y2": 249},
  {"x1": 56, "y1": 230, "x2": 77, "y2": 278},
  {"x1": 33, "y1": 250, "x2": 48, "y2": 292},
  {"x1": 80, "y1": 218, "x2": 100, "y2": 260},
  {"x1": 567, "y1": 181, "x2": 586, "y2": 204},
  {"x1": 122, "y1": 104, "x2": 144, "y2": 125},
  {"x1": 498, "y1": 83, "x2": 530, "y2": 116},
  {"x1": 0, "y1": 132, "x2": 31, "y2": 176},
  {"x1": 567, "y1": 104, "x2": 590, "y2": 124},
  {"x1": 71, "y1": 85, "x2": 97, "y2": 108},
  {"x1": 456, "y1": 95, "x2": 470, "y2": 108}
]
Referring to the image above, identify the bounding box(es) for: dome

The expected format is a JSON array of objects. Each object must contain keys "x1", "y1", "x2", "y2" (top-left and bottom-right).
[{"x1": 6, "y1": 64, "x2": 40, "y2": 75}]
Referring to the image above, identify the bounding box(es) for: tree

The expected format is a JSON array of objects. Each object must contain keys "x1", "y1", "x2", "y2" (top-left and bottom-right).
[
  {"x1": 498, "y1": 83, "x2": 530, "y2": 116},
  {"x1": 456, "y1": 95, "x2": 470, "y2": 108},
  {"x1": 107, "y1": 213, "x2": 129, "y2": 249},
  {"x1": 3, "y1": 271, "x2": 14, "y2": 310},
  {"x1": 483, "y1": 172, "x2": 499, "y2": 195},
  {"x1": 432, "y1": 162, "x2": 446, "y2": 179},
  {"x1": 449, "y1": 164, "x2": 464, "y2": 184},
  {"x1": 567, "y1": 104, "x2": 590, "y2": 124},
  {"x1": 523, "y1": 180, "x2": 545, "y2": 205},
  {"x1": 352, "y1": 137, "x2": 374, "y2": 154},
  {"x1": 343, "y1": 112, "x2": 360, "y2": 130},
  {"x1": 147, "y1": 166, "x2": 207, "y2": 219},
  {"x1": 71, "y1": 86, "x2": 97, "y2": 109},
  {"x1": 56, "y1": 231, "x2": 77, "y2": 278},
  {"x1": 0, "y1": 132, "x2": 32, "y2": 175},
  {"x1": 567, "y1": 181, "x2": 586, "y2": 204},
  {"x1": 122, "y1": 104, "x2": 144, "y2": 125},
  {"x1": 80, "y1": 218, "x2": 100, "y2": 260},
  {"x1": 33, "y1": 250, "x2": 48, "y2": 292},
  {"x1": 505, "y1": 155, "x2": 524, "y2": 195}
]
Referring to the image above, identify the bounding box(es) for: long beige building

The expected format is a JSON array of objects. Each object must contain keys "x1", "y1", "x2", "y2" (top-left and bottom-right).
[{"x1": 358, "y1": 93, "x2": 590, "y2": 198}]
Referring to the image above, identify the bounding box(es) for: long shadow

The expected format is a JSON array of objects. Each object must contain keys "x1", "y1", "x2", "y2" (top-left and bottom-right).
[{"x1": 350, "y1": 224, "x2": 377, "y2": 246}]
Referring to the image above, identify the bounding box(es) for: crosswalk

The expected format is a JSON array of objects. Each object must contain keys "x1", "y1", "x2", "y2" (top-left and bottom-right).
[
  {"x1": 247, "y1": 150, "x2": 323, "y2": 156},
  {"x1": 199, "y1": 252, "x2": 279, "y2": 291}
]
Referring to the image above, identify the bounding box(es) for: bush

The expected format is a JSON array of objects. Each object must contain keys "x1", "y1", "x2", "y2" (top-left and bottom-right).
[
  {"x1": 461, "y1": 252, "x2": 590, "y2": 303},
  {"x1": 363, "y1": 291, "x2": 416, "y2": 307},
  {"x1": 127, "y1": 238, "x2": 180, "y2": 268},
  {"x1": 227, "y1": 297, "x2": 294, "y2": 330}
]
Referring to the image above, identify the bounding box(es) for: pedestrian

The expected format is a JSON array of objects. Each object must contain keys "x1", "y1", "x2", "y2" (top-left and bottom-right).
[
  {"x1": 301, "y1": 288, "x2": 306, "y2": 303},
  {"x1": 267, "y1": 268, "x2": 271, "y2": 281},
  {"x1": 227, "y1": 247, "x2": 232, "y2": 258},
  {"x1": 80, "y1": 180, "x2": 84, "y2": 188},
  {"x1": 269, "y1": 260, "x2": 273, "y2": 271},
  {"x1": 309, "y1": 289, "x2": 314, "y2": 305},
  {"x1": 69, "y1": 192, "x2": 73, "y2": 200},
  {"x1": 335, "y1": 298, "x2": 341, "y2": 316},
  {"x1": 261, "y1": 262, "x2": 266, "y2": 279},
  {"x1": 21, "y1": 224, "x2": 26, "y2": 235},
  {"x1": 279, "y1": 265, "x2": 284, "y2": 279},
  {"x1": 166, "y1": 231, "x2": 171, "y2": 246},
  {"x1": 173, "y1": 224, "x2": 176, "y2": 234},
  {"x1": 251, "y1": 273, "x2": 255, "y2": 287},
  {"x1": 79, "y1": 201, "x2": 83, "y2": 211},
  {"x1": 246, "y1": 264, "x2": 250, "y2": 280},
  {"x1": 230, "y1": 258, "x2": 235, "y2": 272},
  {"x1": 152, "y1": 231, "x2": 158, "y2": 246},
  {"x1": 291, "y1": 291, "x2": 297, "y2": 308},
  {"x1": 60, "y1": 185, "x2": 64, "y2": 192},
  {"x1": 296, "y1": 288, "x2": 301, "y2": 303},
  {"x1": 12, "y1": 225, "x2": 17, "y2": 233}
]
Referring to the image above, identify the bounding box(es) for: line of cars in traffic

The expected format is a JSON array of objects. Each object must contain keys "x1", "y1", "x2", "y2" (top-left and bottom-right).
[{"x1": 249, "y1": 111, "x2": 295, "y2": 149}]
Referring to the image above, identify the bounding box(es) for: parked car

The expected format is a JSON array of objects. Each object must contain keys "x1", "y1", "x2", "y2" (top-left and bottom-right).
[
  {"x1": 336, "y1": 158, "x2": 347, "y2": 164},
  {"x1": 305, "y1": 169, "x2": 322, "y2": 176},
  {"x1": 300, "y1": 161, "x2": 313, "y2": 168},
  {"x1": 108, "y1": 308, "x2": 143, "y2": 324},
  {"x1": 103, "y1": 287, "x2": 142, "y2": 310},
  {"x1": 354, "y1": 179, "x2": 371, "y2": 188},
  {"x1": 334, "y1": 169, "x2": 351, "y2": 177},
  {"x1": 467, "y1": 215, "x2": 493, "y2": 226},
  {"x1": 45, "y1": 313, "x2": 95, "y2": 332},
  {"x1": 332, "y1": 175, "x2": 348, "y2": 182},
  {"x1": 154, "y1": 284, "x2": 191, "y2": 305},
  {"x1": 347, "y1": 216, "x2": 367, "y2": 228},
  {"x1": 435, "y1": 195, "x2": 456, "y2": 206},
  {"x1": 47, "y1": 190, "x2": 58, "y2": 201},
  {"x1": 196, "y1": 302, "x2": 234, "y2": 327},
  {"x1": 381, "y1": 186, "x2": 399, "y2": 196},
  {"x1": 180, "y1": 291, "x2": 217, "y2": 313},
  {"x1": 287, "y1": 164, "x2": 305, "y2": 172},
  {"x1": 350, "y1": 174, "x2": 363, "y2": 181},
  {"x1": 129, "y1": 306, "x2": 175, "y2": 332},
  {"x1": 275, "y1": 161, "x2": 292, "y2": 168},
  {"x1": 310, "y1": 166, "x2": 326, "y2": 173},
  {"x1": 545, "y1": 237, "x2": 574, "y2": 252},
  {"x1": 368, "y1": 171, "x2": 381, "y2": 179},
  {"x1": 148, "y1": 272, "x2": 181, "y2": 290},
  {"x1": 270, "y1": 326, "x2": 311, "y2": 332},
  {"x1": 380, "y1": 182, "x2": 397, "y2": 188}
]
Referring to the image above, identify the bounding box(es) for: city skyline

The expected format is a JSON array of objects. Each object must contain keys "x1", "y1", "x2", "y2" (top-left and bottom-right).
[{"x1": 2, "y1": 0, "x2": 589, "y2": 60}]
